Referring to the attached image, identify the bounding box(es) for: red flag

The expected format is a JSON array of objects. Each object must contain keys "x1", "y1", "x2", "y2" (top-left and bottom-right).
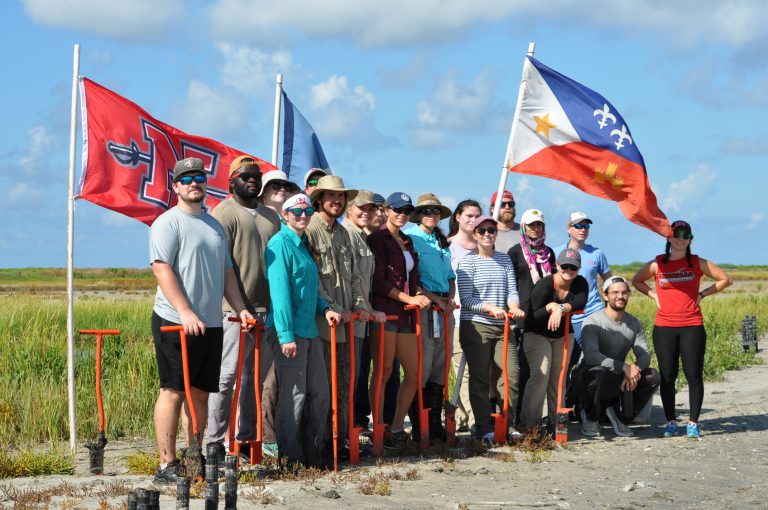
[
  {"x1": 505, "y1": 57, "x2": 671, "y2": 237},
  {"x1": 78, "y1": 78, "x2": 276, "y2": 225}
]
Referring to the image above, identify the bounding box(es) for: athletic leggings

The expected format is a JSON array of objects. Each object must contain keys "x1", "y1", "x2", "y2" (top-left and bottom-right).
[{"x1": 652, "y1": 325, "x2": 707, "y2": 422}]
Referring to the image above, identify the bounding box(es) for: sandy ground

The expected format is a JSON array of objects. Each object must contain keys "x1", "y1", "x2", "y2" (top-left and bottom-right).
[{"x1": 2, "y1": 346, "x2": 767, "y2": 510}]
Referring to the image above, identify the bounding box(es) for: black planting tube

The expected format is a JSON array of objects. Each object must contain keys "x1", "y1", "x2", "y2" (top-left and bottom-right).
[
  {"x1": 205, "y1": 443, "x2": 220, "y2": 510},
  {"x1": 176, "y1": 477, "x2": 191, "y2": 510},
  {"x1": 224, "y1": 454, "x2": 238, "y2": 510},
  {"x1": 86, "y1": 431, "x2": 107, "y2": 474},
  {"x1": 136, "y1": 488, "x2": 150, "y2": 510},
  {"x1": 149, "y1": 489, "x2": 160, "y2": 510},
  {"x1": 127, "y1": 491, "x2": 138, "y2": 510}
]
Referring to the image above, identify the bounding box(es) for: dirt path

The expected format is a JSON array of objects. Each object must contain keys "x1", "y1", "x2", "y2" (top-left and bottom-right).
[{"x1": 3, "y1": 348, "x2": 767, "y2": 510}]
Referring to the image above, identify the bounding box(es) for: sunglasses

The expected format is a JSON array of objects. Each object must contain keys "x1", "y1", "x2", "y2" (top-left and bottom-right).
[
  {"x1": 420, "y1": 207, "x2": 443, "y2": 216},
  {"x1": 176, "y1": 174, "x2": 207, "y2": 185},
  {"x1": 286, "y1": 207, "x2": 315, "y2": 218},
  {"x1": 571, "y1": 223, "x2": 591, "y2": 230},
  {"x1": 306, "y1": 178, "x2": 319, "y2": 187},
  {"x1": 499, "y1": 201, "x2": 515, "y2": 209},
  {"x1": 268, "y1": 181, "x2": 292, "y2": 191},
  {"x1": 476, "y1": 226, "x2": 497, "y2": 236},
  {"x1": 560, "y1": 264, "x2": 579, "y2": 271},
  {"x1": 237, "y1": 172, "x2": 262, "y2": 182},
  {"x1": 673, "y1": 230, "x2": 693, "y2": 240},
  {"x1": 392, "y1": 206, "x2": 415, "y2": 215}
]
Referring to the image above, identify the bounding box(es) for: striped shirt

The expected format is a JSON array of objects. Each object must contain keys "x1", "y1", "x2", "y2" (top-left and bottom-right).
[{"x1": 456, "y1": 252, "x2": 519, "y2": 326}]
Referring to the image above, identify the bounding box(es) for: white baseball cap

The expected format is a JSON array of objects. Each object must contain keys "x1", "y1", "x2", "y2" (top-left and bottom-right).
[
  {"x1": 303, "y1": 168, "x2": 332, "y2": 187},
  {"x1": 282, "y1": 193, "x2": 312, "y2": 211},
  {"x1": 568, "y1": 211, "x2": 592, "y2": 226},
  {"x1": 520, "y1": 208, "x2": 545, "y2": 225}
]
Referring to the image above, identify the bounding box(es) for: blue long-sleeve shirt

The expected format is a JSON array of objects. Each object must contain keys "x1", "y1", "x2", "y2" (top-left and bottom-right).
[{"x1": 265, "y1": 224, "x2": 328, "y2": 344}]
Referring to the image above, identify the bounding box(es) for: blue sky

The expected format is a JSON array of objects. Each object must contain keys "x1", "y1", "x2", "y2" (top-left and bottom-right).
[{"x1": 2, "y1": 0, "x2": 766, "y2": 267}]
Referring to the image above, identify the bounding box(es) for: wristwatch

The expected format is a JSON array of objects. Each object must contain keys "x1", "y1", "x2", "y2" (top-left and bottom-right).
[{"x1": 558, "y1": 303, "x2": 567, "y2": 313}]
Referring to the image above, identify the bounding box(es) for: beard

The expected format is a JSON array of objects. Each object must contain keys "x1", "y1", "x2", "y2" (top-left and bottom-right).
[
  {"x1": 233, "y1": 180, "x2": 262, "y2": 200},
  {"x1": 608, "y1": 300, "x2": 627, "y2": 312},
  {"x1": 499, "y1": 210, "x2": 515, "y2": 223}
]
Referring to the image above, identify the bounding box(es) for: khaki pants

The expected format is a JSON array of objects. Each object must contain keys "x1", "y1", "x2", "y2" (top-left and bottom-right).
[
  {"x1": 519, "y1": 331, "x2": 571, "y2": 430},
  {"x1": 451, "y1": 327, "x2": 474, "y2": 429}
]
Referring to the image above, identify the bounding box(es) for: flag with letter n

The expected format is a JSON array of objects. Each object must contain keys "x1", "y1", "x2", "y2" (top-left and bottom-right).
[
  {"x1": 78, "y1": 78, "x2": 276, "y2": 225},
  {"x1": 281, "y1": 90, "x2": 329, "y2": 181},
  {"x1": 505, "y1": 57, "x2": 671, "y2": 237}
]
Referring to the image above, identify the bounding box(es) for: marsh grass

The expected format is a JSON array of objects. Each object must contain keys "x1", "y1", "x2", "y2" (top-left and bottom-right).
[{"x1": 0, "y1": 447, "x2": 74, "y2": 478}]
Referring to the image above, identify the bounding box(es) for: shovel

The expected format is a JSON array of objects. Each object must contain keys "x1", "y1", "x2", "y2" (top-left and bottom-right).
[
  {"x1": 371, "y1": 315, "x2": 399, "y2": 457},
  {"x1": 555, "y1": 310, "x2": 583, "y2": 445},
  {"x1": 226, "y1": 317, "x2": 262, "y2": 465},
  {"x1": 405, "y1": 304, "x2": 430, "y2": 449}
]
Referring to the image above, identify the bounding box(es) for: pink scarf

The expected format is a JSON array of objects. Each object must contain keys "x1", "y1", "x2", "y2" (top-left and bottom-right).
[{"x1": 520, "y1": 227, "x2": 552, "y2": 284}]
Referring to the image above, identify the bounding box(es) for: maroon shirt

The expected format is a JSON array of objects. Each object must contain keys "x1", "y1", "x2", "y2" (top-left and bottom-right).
[{"x1": 368, "y1": 224, "x2": 422, "y2": 327}]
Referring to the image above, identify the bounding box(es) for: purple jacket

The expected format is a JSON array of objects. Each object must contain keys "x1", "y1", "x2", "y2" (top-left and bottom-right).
[{"x1": 368, "y1": 224, "x2": 422, "y2": 327}]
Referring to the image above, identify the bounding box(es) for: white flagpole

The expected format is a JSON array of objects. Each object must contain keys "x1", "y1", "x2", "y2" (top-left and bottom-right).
[
  {"x1": 492, "y1": 42, "x2": 535, "y2": 220},
  {"x1": 66, "y1": 43, "x2": 81, "y2": 451},
  {"x1": 271, "y1": 73, "x2": 283, "y2": 166}
]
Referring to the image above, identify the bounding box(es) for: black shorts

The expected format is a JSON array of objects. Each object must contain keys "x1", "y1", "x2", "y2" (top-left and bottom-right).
[{"x1": 151, "y1": 311, "x2": 223, "y2": 393}]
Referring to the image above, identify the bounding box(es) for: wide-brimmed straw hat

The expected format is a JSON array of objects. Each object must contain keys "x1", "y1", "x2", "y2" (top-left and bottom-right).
[
  {"x1": 409, "y1": 193, "x2": 452, "y2": 222},
  {"x1": 309, "y1": 175, "x2": 358, "y2": 203}
]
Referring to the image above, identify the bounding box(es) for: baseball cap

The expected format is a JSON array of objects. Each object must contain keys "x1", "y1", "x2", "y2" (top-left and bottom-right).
[
  {"x1": 602, "y1": 276, "x2": 630, "y2": 293},
  {"x1": 490, "y1": 190, "x2": 514, "y2": 205},
  {"x1": 282, "y1": 193, "x2": 312, "y2": 211},
  {"x1": 568, "y1": 211, "x2": 592, "y2": 226},
  {"x1": 385, "y1": 192, "x2": 414, "y2": 210},
  {"x1": 472, "y1": 215, "x2": 498, "y2": 230},
  {"x1": 229, "y1": 155, "x2": 261, "y2": 177},
  {"x1": 303, "y1": 168, "x2": 331, "y2": 187},
  {"x1": 371, "y1": 193, "x2": 386, "y2": 206},
  {"x1": 349, "y1": 190, "x2": 377, "y2": 207},
  {"x1": 520, "y1": 208, "x2": 545, "y2": 225},
  {"x1": 670, "y1": 220, "x2": 692, "y2": 234},
  {"x1": 557, "y1": 248, "x2": 582, "y2": 269},
  {"x1": 173, "y1": 157, "x2": 205, "y2": 180}
]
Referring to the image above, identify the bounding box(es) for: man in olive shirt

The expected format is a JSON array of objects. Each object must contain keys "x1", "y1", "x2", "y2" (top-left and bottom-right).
[
  {"x1": 306, "y1": 175, "x2": 370, "y2": 462},
  {"x1": 207, "y1": 155, "x2": 281, "y2": 460}
]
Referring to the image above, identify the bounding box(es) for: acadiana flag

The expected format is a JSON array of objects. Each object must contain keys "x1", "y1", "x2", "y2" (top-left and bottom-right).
[
  {"x1": 281, "y1": 90, "x2": 329, "y2": 182},
  {"x1": 505, "y1": 57, "x2": 672, "y2": 237}
]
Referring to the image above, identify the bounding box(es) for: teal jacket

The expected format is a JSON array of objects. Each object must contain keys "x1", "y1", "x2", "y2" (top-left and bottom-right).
[
  {"x1": 265, "y1": 224, "x2": 328, "y2": 344},
  {"x1": 405, "y1": 225, "x2": 454, "y2": 294}
]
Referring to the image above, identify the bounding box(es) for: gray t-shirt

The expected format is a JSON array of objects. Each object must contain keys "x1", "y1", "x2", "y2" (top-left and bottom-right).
[
  {"x1": 580, "y1": 309, "x2": 651, "y2": 374},
  {"x1": 149, "y1": 206, "x2": 232, "y2": 327},
  {"x1": 494, "y1": 225, "x2": 521, "y2": 254}
]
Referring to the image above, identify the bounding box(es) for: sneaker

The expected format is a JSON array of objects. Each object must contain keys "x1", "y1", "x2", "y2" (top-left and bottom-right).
[
  {"x1": 580, "y1": 409, "x2": 601, "y2": 437},
  {"x1": 383, "y1": 429, "x2": 410, "y2": 449},
  {"x1": 686, "y1": 422, "x2": 701, "y2": 439},
  {"x1": 663, "y1": 421, "x2": 678, "y2": 438},
  {"x1": 262, "y1": 442, "x2": 279, "y2": 458},
  {"x1": 507, "y1": 428, "x2": 524, "y2": 442},
  {"x1": 481, "y1": 431, "x2": 496, "y2": 445},
  {"x1": 606, "y1": 407, "x2": 633, "y2": 437},
  {"x1": 153, "y1": 459, "x2": 180, "y2": 485}
]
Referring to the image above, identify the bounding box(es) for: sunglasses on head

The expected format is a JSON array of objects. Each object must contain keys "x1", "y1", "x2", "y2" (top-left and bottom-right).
[
  {"x1": 673, "y1": 229, "x2": 692, "y2": 240},
  {"x1": 560, "y1": 264, "x2": 579, "y2": 271},
  {"x1": 176, "y1": 173, "x2": 207, "y2": 185},
  {"x1": 392, "y1": 206, "x2": 414, "y2": 215},
  {"x1": 420, "y1": 207, "x2": 443, "y2": 216},
  {"x1": 571, "y1": 223, "x2": 591, "y2": 230},
  {"x1": 306, "y1": 178, "x2": 320, "y2": 187},
  {"x1": 286, "y1": 207, "x2": 315, "y2": 218},
  {"x1": 499, "y1": 200, "x2": 515, "y2": 209},
  {"x1": 476, "y1": 226, "x2": 497, "y2": 236}
]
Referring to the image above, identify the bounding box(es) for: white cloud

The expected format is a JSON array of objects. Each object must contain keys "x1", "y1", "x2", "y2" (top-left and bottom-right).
[
  {"x1": 217, "y1": 44, "x2": 294, "y2": 97},
  {"x1": 18, "y1": 126, "x2": 55, "y2": 175},
  {"x1": 748, "y1": 212, "x2": 764, "y2": 230},
  {"x1": 661, "y1": 164, "x2": 717, "y2": 213},
  {"x1": 171, "y1": 80, "x2": 248, "y2": 140},
  {"x1": 208, "y1": 1, "x2": 768, "y2": 48},
  {"x1": 7, "y1": 182, "x2": 43, "y2": 205},
  {"x1": 720, "y1": 136, "x2": 768, "y2": 155},
  {"x1": 22, "y1": 0, "x2": 183, "y2": 41},
  {"x1": 410, "y1": 69, "x2": 511, "y2": 149}
]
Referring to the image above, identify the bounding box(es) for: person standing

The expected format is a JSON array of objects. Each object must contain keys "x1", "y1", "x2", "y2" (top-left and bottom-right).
[
  {"x1": 303, "y1": 168, "x2": 331, "y2": 196},
  {"x1": 265, "y1": 193, "x2": 342, "y2": 468},
  {"x1": 553, "y1": 212, "x2": 612, "y2": 359},
  {"x1": 519, "y1": 249, "x2": 588, "y2": 433},
  {"x1": 259, "y1": 169, "x2": 300, "y2": 214},
  {"x1": 405, "y1": 193, "x2": 456, "y2": 442},
  {"x1": 368, "y1": 192, "x2": 432, "y2": 445},
  {"x1": 447, "y1": 199, "x2": 482, "y2": 432},
  {"x1": 305, "y1": 175, "x2": 371, "y2": 462},
  {"x1": 489, "y1": 190, "x2": 521, "y2": 254},
  {"x1": 631, "y1": 220, "x2": 732, "y2": 439},
  {"x1": 456, "y1": 215, "x2": 525, "y2": 442},
  {"x1": 206, "y1": 156, "x2": 281, "y2": 462},
  {"x1": 575, "y1": 276, "x2": 661, "y2": 438},
  {"x1": 150, "y1": 157, "x2": 253, "y2": 484}
]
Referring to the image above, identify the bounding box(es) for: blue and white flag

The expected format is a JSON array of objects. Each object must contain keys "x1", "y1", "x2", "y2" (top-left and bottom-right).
[{"x1": 281, "y1": 90, "x2": 329, "y2": 181}]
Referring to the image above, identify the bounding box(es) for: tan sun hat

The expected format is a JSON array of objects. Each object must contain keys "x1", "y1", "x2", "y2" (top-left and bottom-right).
[
  {"x1": 409, "y1": 193, "x2": 452, "y2": 222},
  {"x1": 309, "y1": 175, "x2": 358, "y2": 203}
]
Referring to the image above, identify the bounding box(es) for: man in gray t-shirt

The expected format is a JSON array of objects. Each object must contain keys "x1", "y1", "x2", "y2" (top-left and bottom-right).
[
  {"x1": 149, "y1": 157, "x2": 253, "y2": 484},
  {"x1": 489, "y1": 189, "x2": 521, "y2": 254},
  {"x1": 576, "y1": 276, "x2": 660, "y2": 438}
]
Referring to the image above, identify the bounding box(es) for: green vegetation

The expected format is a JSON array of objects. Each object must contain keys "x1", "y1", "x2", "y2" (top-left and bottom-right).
[{"x1": 0, "y1": 447, "x2": 74, "y2": 478}]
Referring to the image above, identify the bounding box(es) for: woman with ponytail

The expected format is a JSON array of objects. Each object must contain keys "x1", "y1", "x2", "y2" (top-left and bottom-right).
[{"x1": 632, "y1": 220, "x2": 732, "y2": 439}]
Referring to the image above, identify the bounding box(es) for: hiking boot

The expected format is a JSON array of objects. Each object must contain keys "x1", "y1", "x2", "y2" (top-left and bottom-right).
[
  {"x1": 686, "y1": 422, "x2": 701, "y2": 439},
  {"x1": 262, "y1": 442, "x2": 279, "y2": 458},
  {"x1": 383, "y1": 429, "x2": 409, "y2": 449},
  {"x1": 580, "y1": 409, "x2": 601, "y2": 438},
  {"x1": 606, "y1": 407, "x2": 633, "y2": 437},
  {"x1": 663, "y1": 421, "x2": 678, "y2": 438},
  {"x1": 153, "y1": 459, "x2": 180, "y2": 485}
]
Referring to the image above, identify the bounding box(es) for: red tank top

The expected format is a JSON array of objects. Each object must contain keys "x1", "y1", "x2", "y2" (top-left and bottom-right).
[{"x1": 654, "y1": 254, "x2": 703, "y2": 327}]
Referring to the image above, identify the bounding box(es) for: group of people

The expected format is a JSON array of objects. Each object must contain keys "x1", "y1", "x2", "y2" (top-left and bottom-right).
[{"x1": 148, "y1": 157, "x2": 733, "y2": 483}]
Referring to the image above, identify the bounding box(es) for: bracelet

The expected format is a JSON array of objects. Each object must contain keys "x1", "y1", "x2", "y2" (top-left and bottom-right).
[{"x1": 699, "y1": 291, "x2": 705, "y2": 299}]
